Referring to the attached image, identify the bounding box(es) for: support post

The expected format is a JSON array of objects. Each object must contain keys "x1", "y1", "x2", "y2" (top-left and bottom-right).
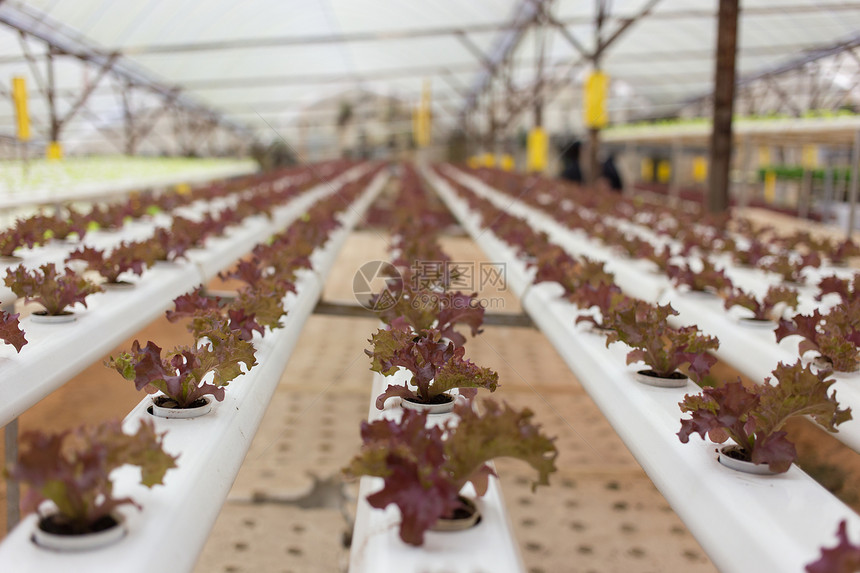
[
  {"x1": 707, "y1": 0, "x2": 739, "y2": 214},
  {"x1": 587, "y1": 0, "x2": 607, "y2": 185},
  {"x1": 45, "y1": 48, "x2": 60, "y2": 145},
  {"x1": 824, "y1": 158, "x2": 835, "y2": 223},
  {"x1": 848, "y1": 129, "x2": 860, "y2": 237},
  {"x1": 799, "y1": 167, "x2": 812, "y2": 220},
  {"x1": 5, "y1": 419, "x2": 19, "y2": 530},
  {"x1": 739, "y1": 136, "x2": 753, "y2": 209},
  {"x1": 669, "y1": 139, "x2": 681, "y2": 206}
]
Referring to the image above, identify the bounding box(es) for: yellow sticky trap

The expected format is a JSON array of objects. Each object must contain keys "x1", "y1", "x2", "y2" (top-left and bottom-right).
[
  {"x1": 692, "y1": 156, "x2": 708, "y2": 183},
  {"x1": 12, "y1": 77, "x2": 30, "y2": 141},
  {"x1": 467, "y1": 156, "x2": 480, "y2": 169},
  {"x1": 175, "y1": 183, "x2": 191, "y2": 195},
  {"x1": 46, "y1": 141, "x2": 63, "y2": 160},
  {"x1": 764, "y1": 171, "x2": 777, "y2": 203},
  {"x1": 500, "y1": 154, "x2": 515, "y2": 172},
  {"x1": 802, "y1": 145, "x2": 818, "y2": 169},
  {"x1": 481, "y1": 153, "x2": 496, "y2": 168},
  {"x1": 419, "y1": 81, "x2": 432, "y2": 148},
  {"x1": 640, "y1": 158, "x2": 654, "y2": 181},
  {"x1": 657, "y1": 160, "x2": 672, "y2": 183},
  {"x1": 583, "y1": 71, "x2": 609, "y2": 129},
  {"x1": 527, "y1": 127, "x2": 548, "y2": 172}
]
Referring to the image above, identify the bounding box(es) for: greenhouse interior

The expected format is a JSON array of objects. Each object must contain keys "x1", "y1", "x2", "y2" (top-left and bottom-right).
[{"x1": 1, "y1": 1, "x2": 860, "y2": 572}]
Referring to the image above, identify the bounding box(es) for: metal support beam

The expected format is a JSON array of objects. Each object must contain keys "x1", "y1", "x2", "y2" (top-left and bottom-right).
[
  {"x1": 849, "y1": 130, "x2": 860, "y2": 237},
  {"x1": 17, "y1": 30, "x2": 46, "y2": 97},
  {"x1": 594, "y1": 0, "x2": 662, "y2": 60},
  {"x1": 45, "y1": 47, "x2": 59, "y2": 142},
  {"x1": 707, "y1": 0, "x2": 739, "y2": 214},
  {"x1": 682, "y1": 30, "x2": 860, "y2": 112},
  {"x1": 0, "y1": 4, "x2": 255, "y2": 143},
  {"x1": 462, "y1": 0, "x2": 543, "y2": 116},
  {"x1": 587, "y1": 0, "x2": 607, "y2": 186},
  {"x1": 57, "y1": 52, "x2": 119, "y2": 132},
  {"x1": 533, "y1": 1, "x2": 549, "y2": 128}
]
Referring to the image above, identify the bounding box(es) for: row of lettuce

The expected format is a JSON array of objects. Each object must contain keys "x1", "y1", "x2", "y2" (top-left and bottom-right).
[
  {"x1": 343, "y1": 164, "x2": 558, "y2": 547},
  {"x1": 437, "y1": 166, "x2": 859, "y2": 572},
  {"x1": 473, "y1": 167, "x2": 860, "y2": 373},
  {"x1": 0, "y1": 164, "x2": 377, "y2": 544},
  {"x1": 0, "y1": 162, "x2": 349, "y2": 350}
]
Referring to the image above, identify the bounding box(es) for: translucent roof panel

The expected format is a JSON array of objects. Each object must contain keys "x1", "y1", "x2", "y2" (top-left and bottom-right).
[{"x1": 1, "y1": 0, "x2": 859, "y2": 150}]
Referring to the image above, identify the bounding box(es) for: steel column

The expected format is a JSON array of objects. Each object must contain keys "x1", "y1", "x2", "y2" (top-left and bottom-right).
[{"x1": 706, "y1": 0, "x2": 739, "y2": 214}]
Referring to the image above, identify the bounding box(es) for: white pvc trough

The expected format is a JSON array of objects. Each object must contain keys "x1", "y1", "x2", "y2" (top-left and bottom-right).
[{"x1": 0, "y1": 170, "x2": 388, "y2": 573}]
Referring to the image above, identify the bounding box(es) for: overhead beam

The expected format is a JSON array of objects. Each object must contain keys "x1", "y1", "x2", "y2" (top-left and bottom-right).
[
  {"x1": 594, "y1": 0, "x2": 662, "y2": 60},
  {"x1": 174, "y1": 62, "x2": 484, "y2": 90},
  {"x1": 57, "y1": 52, "x2": 119, "y2": 130},
  {"x1": 462, "y1": 0, "x2": 543, "y2": 115},
  {"x1": 50, "y1": 2, "x2": 849, "y2": 57},
  {"x1": 681, "y1": 31, "x2": 860, "y2": 110}
]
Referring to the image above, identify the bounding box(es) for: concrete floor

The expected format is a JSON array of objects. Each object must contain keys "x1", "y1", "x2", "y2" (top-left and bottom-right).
[{"x1": 193, "y1": 230, "x2": 717, "y2": 573}]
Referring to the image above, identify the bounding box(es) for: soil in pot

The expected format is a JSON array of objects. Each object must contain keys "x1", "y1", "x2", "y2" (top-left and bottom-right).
[
  {"x1": 149, "y1": 395, "x2": 213, "y2": 419},
  {"x1": 634, "y1": 369, "x2": 689, "y2": 388},
  {"x1": 39, "y1": 514, "x2": 118, "y2": 536},
  {"x1": 717, "y1": 445, "x2": 781, "y2": 476},
  {"x1": 737, "y1": 317, "x2": 776, "y2": 329},
  {"x1": 682, "y1": 288, "x2": 718, "y2": 298},
  {"x1": 402, "y1": 393, "x2": 455, "y2": 414},
  {"x1": 33, "y1": 513, "x2": 126, "y2": 551},
  {"x1": 431, "y1": 496, "x2": 481, "y2": 532},
  {"x1": 101, "y1": 280, "x2": 135, "y2": 290}
]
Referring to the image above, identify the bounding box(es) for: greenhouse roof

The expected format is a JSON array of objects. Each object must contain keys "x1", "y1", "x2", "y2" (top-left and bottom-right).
[{"x1": 0, "y1": 0, "x2": 859, "y2": 151}]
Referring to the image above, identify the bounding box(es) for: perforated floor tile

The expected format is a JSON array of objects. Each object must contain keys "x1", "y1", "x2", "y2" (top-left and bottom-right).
[
  {"x1": 497, "y1": 464, "x2": 717, "y2": 573},
  {"x1": 227, "y1": 390, "x2": 368, "y2": 500},
  {"x1": 193, "y1": 503, "x2": 350, "y2": 573}
]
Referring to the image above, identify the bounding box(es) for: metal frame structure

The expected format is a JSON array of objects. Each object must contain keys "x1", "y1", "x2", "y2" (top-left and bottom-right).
[
  {"x1": 0, "y1": 1, "x2": 858, "y2": 170},
  {"x1": 0, "y1": 2, "x2": 255, "y2": 156}
]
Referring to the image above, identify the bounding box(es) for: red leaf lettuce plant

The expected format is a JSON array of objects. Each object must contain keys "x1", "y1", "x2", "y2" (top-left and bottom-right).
[
  {"x1": 762, "y1": 252, "x2": 822, "y2": 284},
  {"x1": 67, "y1": 243, "x2": 152, "y2": 285},
  {"x1": 5, "y1": 418, "x2": 177, "y2": 535},
  {"x1": 724, "y1": 285, "x2": 799, "y2": 322},
  {"x1": 666, "y1": 258, "x2": 733, "y2": 295},
  {"x1": 677, "y1": 361, "x2": 851, "y2": 473},
  {"x1": 0, "y1": 310, "x2": 27, "y2": 352},
  {"x1": 368, "y1": 320, "x2": 499, "y2": 409},
  {"x1": 776, "y1": 301, "x2": 860, "y2": 372},
  {"x1": 373, "y1": 283, "x2": 485, "y2": 347},
  {"x1": 0, "y1": 219, "x2": 41, "y2": 258},
  {"x1": 343, "y1": 399, "x2": 557, "y2": 546},
  {"x1": 806, "y1": 520, "x2": 860, "y2": 573},
  {"x1": 107, "y1": 321, "x2": 257, "y2": 408},
  {"x1": 165, "y1": 287, "x2": 268, "y2": 342},
  {"x1": 816, "y1": 274, "x2": 859, "y2": 303},
  {"x1": 604, "y1": 300, "x2": 719, "y2": 382},
  {"x1": 4, "y1": 263, "x2": 102, "y2": 316}
]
